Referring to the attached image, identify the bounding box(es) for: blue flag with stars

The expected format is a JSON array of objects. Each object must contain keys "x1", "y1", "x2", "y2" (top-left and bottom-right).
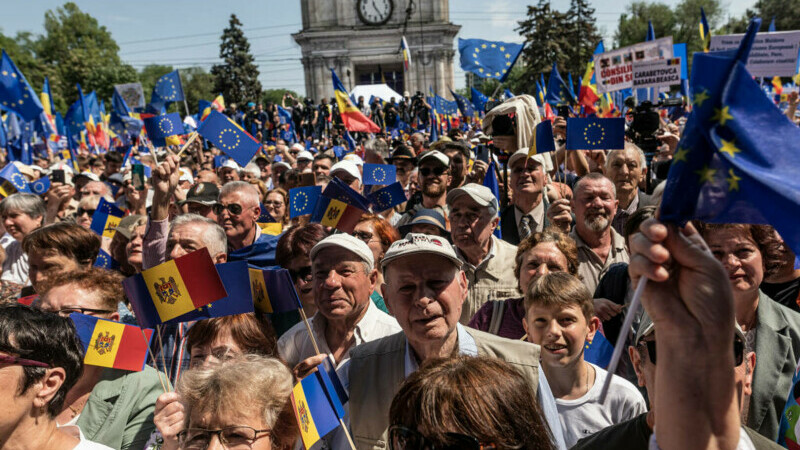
[
  {"x1": 363, "y1": 163, "x2": 397, "y2": 186},
  {"x1": 450, "y1": 90, "x2": 475, "y2": 118},
  {"x1": 367, "y1": 182, "x2": 407, "y2": 211},
  {"x1": 545, "y1": 62, "x2": 577, "y2": 106},
  {"x1": 197, "y1": 110, "x2": 261, "y2": 168},
  {"x1": 30, "y1": 176, "x2": 50, "y2": 195},
  {"x1": 565, "y1": 117, "x2": 625, "y2": 150},
  {"x1": 483, "y1": 162, "x2": 502, "y2": 239},
  {"x1": 471, "y1": 87, "x2": 487, "y2": 113},
  {"x1": 143, "y1": 113, "x2": 183, "y2": 147},
  {"x1": 0, "y1": 163, "x2": 31, "y2": 197},
  {"x1": 0, "y1": 50, "x2": 44, "y2": 121},
  {"x1": 660, "y1": 18, "x2": 800, "y2": 258},
  {"x1": 94, "y1": 249, "x2": 120, "y2": 271},
  {"x1": 289, "y1": 186, "x2": 321, "y2": 218},
  {"x1": 458, "y1": 38, "x2": 524, "y2": 82},
  {"x1": 151, "y1": 70, "x2": 185, "y2": 105}
]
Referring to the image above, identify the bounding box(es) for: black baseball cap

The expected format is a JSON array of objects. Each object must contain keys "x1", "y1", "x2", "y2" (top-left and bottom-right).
[{"x1": 179, "y1": 182, "x2": 219, "y2": 206}]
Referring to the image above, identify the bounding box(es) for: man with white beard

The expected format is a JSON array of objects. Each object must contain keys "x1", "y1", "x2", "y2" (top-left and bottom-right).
[{"x1": 569, "y1": 173, "x2": 629, "y2": 293}]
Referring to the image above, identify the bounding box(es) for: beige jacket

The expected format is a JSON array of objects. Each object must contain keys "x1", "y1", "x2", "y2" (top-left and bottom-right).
[{"x1": 457, "y1": 236, "x2": 521, "y2": 324}]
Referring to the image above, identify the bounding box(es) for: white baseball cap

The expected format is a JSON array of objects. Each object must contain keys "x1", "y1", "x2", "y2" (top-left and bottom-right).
[
  {"x1": 418, "y1": 150, "x2": 450, "y2": 167},
  {"x1": 296, "y1": 150, "x2": 314, "y2": 162},
  {"x1": 310, "y1": 233, "x2": 374, "y2": 268},
  {"x1": 290, "y1": 143, "x2": 305, "y2": 152},
  {"x1": 507, "y1": 149, "x2": 547, "y2": 170},
  {"x1": 381, "y1": 233, "x2": 462, "y2": 271},
  {"x1": 330, "y1": 160, "x2": 362, "y2": 182},
  {"x1": 343, "y1": 154, "x2": 364, "y2": 167},
  {"x1": 220, "y1": 159, "x2": 241, "y2": 171},
  {"x1": 446, "y1": 183, "x2": 499, "y2": 214}
]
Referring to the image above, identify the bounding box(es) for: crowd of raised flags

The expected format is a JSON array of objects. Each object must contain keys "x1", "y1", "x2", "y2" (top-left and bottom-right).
[{"x1": 4, "y1": 9, "x2": 800, "y2": 450}]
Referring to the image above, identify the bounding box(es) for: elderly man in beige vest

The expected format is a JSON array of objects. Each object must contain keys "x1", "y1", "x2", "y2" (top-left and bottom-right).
[
  {"x1": 447, "y1": 183, "x2": 520, "y2": 324},
  {"x1": 339, "y1": 233, "x2": 566, "y2": 450}
]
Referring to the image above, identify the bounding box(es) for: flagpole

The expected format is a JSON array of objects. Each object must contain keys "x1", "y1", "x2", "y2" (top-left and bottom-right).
[
  {"x1": 176, "y1": 131, "x2": 199, "y2": 157},
  {"x1": 298, "y1": 307, "x2": 322, "y2": 355},
  {"x1": 156, "y1": 324, "x2": 170, "y2": 382},
  {"x1": 141, "y1": 329, "x2": 169, "y2": 393},
  {"x1": 339, "y1": 419, "x2": 357, "y2": 450}
]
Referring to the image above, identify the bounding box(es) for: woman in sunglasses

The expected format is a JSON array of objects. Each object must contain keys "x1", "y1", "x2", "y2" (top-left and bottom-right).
[
  {"x1": 176, "y1": 354, "x2": 297, "y2": 450},
  {"x1": 389, "y1": 356, "x2": 555, "y2": 450},
  {"x1": 0, "y1": 303, "x2": 112, "y2": 449}
]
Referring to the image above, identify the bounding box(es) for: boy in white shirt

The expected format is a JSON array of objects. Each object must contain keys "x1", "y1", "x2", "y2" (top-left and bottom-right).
[{"x1": 523, "y1": 272, "x2": 646, "y2": 447}]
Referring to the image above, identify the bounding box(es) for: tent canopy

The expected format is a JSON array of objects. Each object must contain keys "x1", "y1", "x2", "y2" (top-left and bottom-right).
[{"x1": 349, "y1": 84, "x2": 403, "y2": 103}]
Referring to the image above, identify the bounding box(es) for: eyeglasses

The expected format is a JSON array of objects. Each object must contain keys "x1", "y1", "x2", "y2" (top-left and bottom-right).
[
  {"x1": 352, "y1": 230, "x2": 379, "y2": 244},
  {"x1": 0, "y1": 354, "x2": 50, "y2": 368},
  {"x1": 389, "y1": 426, "x2": 496, "y2": 450},
  {"x1": 178, "y1": 426, "x2": 271, "y2": 450},
  {"x1": 419, "y1": 166, "x2": 447, "y2": 177},
  {"x1": 641, "y1": 339, "x2": 744, "y2": 366},
  {"x1": 263, "y1": 200, "x2": 284, "y2": 207},
  {"x1": 289, "y1": 266, "x2": 312, "y2": 282},
  {"x1": 212, "y1": 203, "x2": 244, "y2": 216},
  {"x1": 45, "y1": 306, "x2": 116, "y2": 318},
  {"x1": 77, "y1": 208, "x2": 96, "y2": 217}
]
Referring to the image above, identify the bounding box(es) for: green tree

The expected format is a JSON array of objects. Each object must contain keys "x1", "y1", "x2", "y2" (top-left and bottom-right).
[
  {"x1": 564, "y1": 0, "x2": 602, "y2": 79},
  {"x1": 614, "y1": 2, "x2": 676, "y2": 48},
  {"x1": 182, "y1": 67, "x2": 215, "y2": 114},
  {"x1": 211, "y1": 14, "x2": 262, "y2": 106},
  {"x1": 724, "y1": 0, "x2": 800, "y2": 33},
  {"x1": 261, "y1": 89, "x2": 299, "y2": 106},
  {"x1": 35, "y1": 2, "x2": 136, "y2": 108},
  {"x1": 516, "y1": 0, "x2": 570, "y2": 94},
  {"x1": 672, "y1": 0, "x2": 722, "y2": 54}
]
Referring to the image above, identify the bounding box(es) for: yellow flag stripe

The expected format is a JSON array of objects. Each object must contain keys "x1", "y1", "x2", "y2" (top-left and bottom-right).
[
  {"x1": 83, "y1": 320, "x2": 126, "y2": 368},
  {"x1": 103, "y1": 215, "x2": 121, "y2": 239},
  {"x1": 142, "y1": 260, "x2": 198, "y2": 322},
  {"x1": 320, "y1": 199, "x2": 347, "y2": 228},
  {"x1": 249, "y1": 268, "x2": 272, "y2": 314},
  {"x1": 292, "y1": 385, "x2": 322, "y2": 449}
]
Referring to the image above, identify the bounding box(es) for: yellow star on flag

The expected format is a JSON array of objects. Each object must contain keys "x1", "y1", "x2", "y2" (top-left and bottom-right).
[
  {"x1": 693, "y1": 90, "x2": 710, "y2": 107},
  {"x1": 481, "y1": 44, "x2": 487, "y2": 48},
  {"x1": 673, "y1": 147, "x2": 689, "y2": 163},
  {"x1": 726, "y1": 168, "x2": 741, "y2": 191},
  {"x1": 712, "y1": 106, "x2": 733, "y2": 126},
  {"x1": 719, "y1": 138, "x2": 740, "y2": 158},
  {"x1": 505, "y1": 53, "x2": 511, "y2": 58},
  {"x1": 500, "y1": 46, "x2": 505, "y2": 51},
  {"x1": 695, "y1": 165, "x2": 716, "y2": 184}
]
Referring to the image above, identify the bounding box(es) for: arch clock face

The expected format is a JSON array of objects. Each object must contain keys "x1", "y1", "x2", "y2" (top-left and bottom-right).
[{"x1": 357, "y1": 0, "x2": 394, "y2": 26}]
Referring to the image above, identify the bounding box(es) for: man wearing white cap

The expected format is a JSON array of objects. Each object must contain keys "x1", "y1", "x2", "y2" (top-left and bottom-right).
[
  {"x1": 295, "y1": 150, "x2": 314, "y2": 172},
  {"x1": 342, "y1": 233, "x2": 565, "y2": 449},
  {"x1": 329, "y1": 160, "x2": 362, "y2": 192},
  {"x1": 217, "y1": 159, "x2": 240, "y2": 184},
  {"x1": 396, "y1": 150, "x2": 451, "y2": 227},
  {"x1": 278, "y1": 233, "x2": 400, "y2": 377},
  {"x1": 447, "y1": 183, "x2": 520, "y2": 324},
  {"x1": 501, "y1": 149, "x2": 551, "y2": 245}
]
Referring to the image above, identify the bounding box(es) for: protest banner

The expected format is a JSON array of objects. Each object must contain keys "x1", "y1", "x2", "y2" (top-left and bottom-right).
[
  {"x1": 710, "y1": 30, "x2": 800, "y2": 77},
  {"x1": 632, "y1": 57, "x2": 682, "y2": 90},
  {"x1": 594, "y1": 36, "x2": 674, "y2": 94},
  {"x1": 113, "y1": 83, "x2": 145, "y2": 110}
]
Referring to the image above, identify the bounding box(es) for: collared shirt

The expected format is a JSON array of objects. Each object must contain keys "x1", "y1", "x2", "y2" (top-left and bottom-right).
[
  {"x1": 514, "y1": 198, "x2": 546, "y2": 237},
  {"x1": 570, "y1": 227, "x2": 630, "y2": 294},
  {"x1": 277, "y1": 300, "x2": 401, "y2": 371},
  {"x1": 455, "y1": 236, "x2": 521, "y2": 324},
  {"x1": 455, "y1": 237, "x2": 497, "y2": 274},
  {"x1": 611, "y1": 192, "x2": 639, "y2": 236}
]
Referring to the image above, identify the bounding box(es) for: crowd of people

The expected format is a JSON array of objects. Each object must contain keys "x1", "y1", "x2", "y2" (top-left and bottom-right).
[{"x1": 1, "y1": 91, "x2": 795, "y2": 450}]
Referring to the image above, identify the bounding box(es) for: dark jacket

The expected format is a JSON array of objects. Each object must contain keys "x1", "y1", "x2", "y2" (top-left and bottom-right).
[{"x1": 500, "y1": 195, "x2": 550, "y2": 246}]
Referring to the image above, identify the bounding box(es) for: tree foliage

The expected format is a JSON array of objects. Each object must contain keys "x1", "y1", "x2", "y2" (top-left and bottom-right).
[
  {"x1": 211, "y1": 14, "x2": 262, "y2": 106},
  {"x1": 261, "y1": 89, "x2": 299, "y2": 106},
  {"x1": 723, "y1": 0, "x2": 800, "y2": 33},
  {"x1": 564, "y1": 0, "x2": 602, "y2": 78}
]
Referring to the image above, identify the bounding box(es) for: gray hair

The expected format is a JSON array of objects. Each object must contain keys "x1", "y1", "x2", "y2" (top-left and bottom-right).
[
  {"x1": 364, "y1": 138, "x2": 390, "y2": 160},
  {"x1": 170, "y1": 214, "x2": 227, "y2": 257},
  {"x1": 605, "y1": 142, "x2": 646, "y2": 171},
  {"x1": 242, "y1": 163, "x2": 261, "y2": 179},
  {"x1": 219, "y1": 181, "x2": 260, "y2": 208},
  {"x1": 0, "y1": 193, "x2": 46, "y2": 219},
  {"x1": 573, "y1": 172, "x2": 617, "y2": 199}
]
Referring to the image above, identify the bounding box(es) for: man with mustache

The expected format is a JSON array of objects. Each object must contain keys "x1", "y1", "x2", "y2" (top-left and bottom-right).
[
  {"x1": 569, "y1": 172, "x2": 629, "y2": 293},
  {"x1": 447, "y1": 183, "x2": 520, "y2": 324},
  {"x1": 396, "y1": 151, "x2": 451, "y2": 227}
]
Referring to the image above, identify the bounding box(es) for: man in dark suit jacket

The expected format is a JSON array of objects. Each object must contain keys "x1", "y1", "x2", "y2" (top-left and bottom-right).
[
  {"x1": 606, "y1": 144, "x2": 655, "y2": 234},
  {"x1": 500, "y1": 149, "x2": 551, "y2": 246}
]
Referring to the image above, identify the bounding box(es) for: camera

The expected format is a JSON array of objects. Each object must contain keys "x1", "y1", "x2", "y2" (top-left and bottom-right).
[{"x1": 625, "y1": 97, "x2": 683, "y2": 155}]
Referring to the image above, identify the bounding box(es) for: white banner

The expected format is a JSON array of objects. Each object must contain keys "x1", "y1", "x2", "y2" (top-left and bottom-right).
[
  {"x1": 632, "y1": 58, "x2": 682, "y2": 90},
  {"x1": 594, "y1": 37, "x2": 674, "y2": 94},
  {"x1": 710, "y1": 31, "x2": 800, "y2": 77}
]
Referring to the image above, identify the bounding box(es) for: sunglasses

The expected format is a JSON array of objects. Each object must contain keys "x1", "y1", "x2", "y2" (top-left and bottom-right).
[
  {"x1": 289, "y1": 266, "x2": 312, "y2": 282},
  {"x1": 389, "y1": 426, "x2": 496, "y2": 450},
  {"x1": 0, "y1": 354, "x2": 50, "y2": 368},
  {"x1": 419, "y1": 166, "x2": 447, "y2": 177},
  {"x1": 77, "y1": 208, "x2": 96, "y2": 216},
  {"x1": 641, "y1": 339, "x2": 744, "y2": 366},
  {"x1": 212, "y1": 203, "x2": 244, "y2": 216}
]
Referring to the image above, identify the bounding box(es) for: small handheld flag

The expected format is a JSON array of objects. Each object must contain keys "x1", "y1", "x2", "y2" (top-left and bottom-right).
[
  {"x1": 584, "y1": 330, "x2": 614, "y2": 368},
  {"x1": 565, "y1": 117, "x2": 625, "y2": 150},
  {"x1": 30, "y1": 176, "x2": 51, "y2": 195},
  {"x1": 249, "y1": 268, "x2": 303, "y2": 314},
  {"x1": 528, "y1": 121, "x2": 556, "y2": 157},
  {"x1": 310, "y1": 178, "x2": 369, "y2": 233},
  {"x1": 122, "y1": 249, "x2": 228, "y2": 328},
  {"x1": 70, "y1": 313, "x2": 154, "y2": 372},
  {"x1": 94, "y1": 249, "x2": 121, "y2": 270},
  {"x1": 197, "y1": 110, "x2": 261, "y2": 168},
  {"x1": 290, "y1": 364, "x2": 346, "y2": 450},
  {"x1": 0, "y1": 163, "x2": 31, "y2": 197},
  {"x1": 166, "y1": 261, "x2": 255, "y2": 323},
  {"x1": 289, "y1": 186, "x2": 321, "y2": 218},
  {"x1": 143, "y1": 113, "x2": 183, "y2": 147},
  {"x1": 151, "y1": 70, "x2": 185, "y2": 105},
  {"x1": 700, "y1": 8, "x2": 711, "y2": 53},
  {"x1": 362, "y1": 163, "x2": 396, "y2": 185},
  {"x1": 257, "y1": 204, "x2": 283, "y2": 236},
  {"x1": 367, "y1": 182, "x2": 407, "y2": 212},
  {"x1": 90, "y1": 198, "x2": 124, "y2": 239}
]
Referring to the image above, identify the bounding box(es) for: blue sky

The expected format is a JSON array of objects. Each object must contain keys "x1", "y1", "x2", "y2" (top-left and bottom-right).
[{"x1": 1, "y1": 0, "x2": 756, "y2": 95}]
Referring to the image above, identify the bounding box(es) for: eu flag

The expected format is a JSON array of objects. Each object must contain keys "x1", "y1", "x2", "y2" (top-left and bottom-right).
[
  {"x1": 289, "y1": 186, "x2": 321, "y2": 218},
  {"x1": 451, "y1": 90, "x2": 475, "y2": 118},
  {"x1": 483, "y1": 162, "x2": 502, "y2": 239},
  {"x1": 471, "y1": 87, "x2": 487, "y2": 113},
  {"x1": 143, "y1": 113, "x2": 183, "y2": 147},
  {"x1": 197, "y1": 110, "x2": 261, "y2": 168},
  {"x1": 94, "y1": 249, "x2": 121, "y2": 271},
  {"x1": 151, "y1": 70, "x2": 185, "y2": 104},
  {"x1": 545, "y1": 62, "x2": 577, "y2": 106},
  {"x1": 660, "y1": 18, "x2": 800, "y2": 258},
  {"x1": 584, "y1": 331, "x2": 614, "y2": 368},
  {"x1": 0, "y1": 163, "x2": 31, "y2": 197},
  {"x1": 30, "y1": 176, "x2": 50, "y2": 195},
  {"x1": 363, "y1": 164, "x2": 397, "y2": 185},
  {"x1": 565, "y1": 117, "x2": 625, "y2": 150},
  {"x1": 0, "y1": 50, "x2": 44, "y2": 121},
  {"x1": 367, "y1": 182, "x2": 407, "y2": 211},
  {"x1": 458, "y1": 38, "x2": 524, "y2": 82}
]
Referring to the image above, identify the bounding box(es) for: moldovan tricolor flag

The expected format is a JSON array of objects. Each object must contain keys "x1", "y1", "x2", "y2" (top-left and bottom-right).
[
  {"x1": 401, "y1": 36, "x2": 412, "y2": 71},
  {"x1": 249, "y1": 268, "x2": 303, "y2": 314},
  {"x1": 331, "y1": 69, "x2": 380, "y2": 133},
  {"x1": 122, "y1": 249, "x2": 228, "y2": 328},
  {"x1": 290, "y1": 364, "x2": 346, "y2": 449},
  {"x1": 70, "y1": 313, "x2": 154, "y2": 372},
  {"x1": 310, "y1": 178, "x2": 370, "y2": 233}
]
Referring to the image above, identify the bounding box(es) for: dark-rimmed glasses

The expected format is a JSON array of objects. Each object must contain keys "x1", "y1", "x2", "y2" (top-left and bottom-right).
[
  {"x1": 45, "y1": 307, "x2": 116, "y2": 318},
  {"x1": 419, "y1": 166, "x2": 447, "y2": 177},
  {"x1": 178, "y1": 426, "x2": 271, "y2": 450},
  {"x1": 389, "y1": 425, "x2": 497, "y2": 450}
]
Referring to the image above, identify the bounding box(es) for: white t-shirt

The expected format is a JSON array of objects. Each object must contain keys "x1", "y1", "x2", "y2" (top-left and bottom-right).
[
  {"x1": 58, "y1": 424, "x2": 114, "y2": 450},
  {"x1": 556, "y1": 363, "x2": 647, "y2": 448},
  {"x1": 1, "y1": 240, "x2": 29, "y2": 286}
]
